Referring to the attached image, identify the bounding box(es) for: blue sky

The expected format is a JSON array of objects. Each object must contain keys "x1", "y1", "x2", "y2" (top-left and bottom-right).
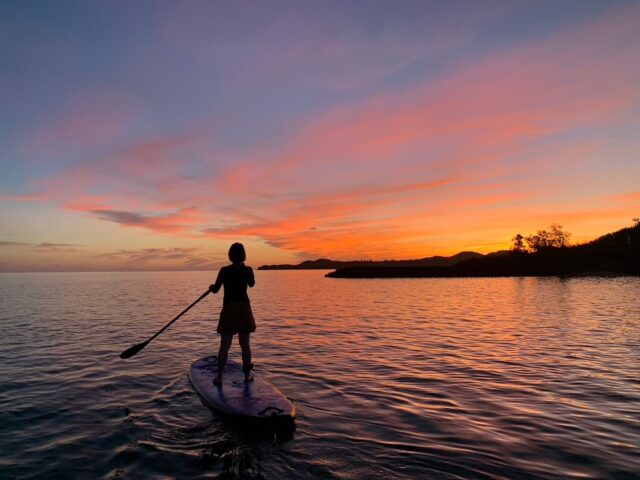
[{"x1": 1, "y1": 0, "x2": 639, "y2": 270}]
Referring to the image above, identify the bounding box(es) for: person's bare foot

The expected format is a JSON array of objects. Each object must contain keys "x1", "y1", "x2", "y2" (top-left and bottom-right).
[{"x1": 242, "y1": 363, "x2": 254, "y2": 383}]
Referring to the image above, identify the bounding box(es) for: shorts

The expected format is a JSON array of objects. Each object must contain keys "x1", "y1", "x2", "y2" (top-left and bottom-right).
[{"x1": 217, "y1": 301, "x2": 256, "y2": 335}]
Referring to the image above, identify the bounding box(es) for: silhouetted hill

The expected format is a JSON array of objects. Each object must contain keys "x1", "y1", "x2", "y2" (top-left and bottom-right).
[
  {"x1": 326, "y1": 224, "x2": 640, "y2": 278},
  {"x1": 258, "y1": 251, "x2": 483, "y2": 270}
]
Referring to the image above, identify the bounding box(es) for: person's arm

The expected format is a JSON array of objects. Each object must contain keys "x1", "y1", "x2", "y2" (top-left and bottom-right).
[
  {"x1": 209, "y1": 268, "x2": 224, "y2": 293},
  {"x1": 247, "y1": 266, "x2": 255, "y2": 288}
]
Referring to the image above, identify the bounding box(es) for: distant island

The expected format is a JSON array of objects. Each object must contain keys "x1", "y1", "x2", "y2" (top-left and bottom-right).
[
  {"x1": 258, "y1": 251, "x2": 496, "y2": 270},
  {"x1": 260, "y1": 222, "x2": 640, "y2": 278}
]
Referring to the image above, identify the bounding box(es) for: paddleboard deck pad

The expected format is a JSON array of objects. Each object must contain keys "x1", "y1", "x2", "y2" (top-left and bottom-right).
[{"x1": 189, "y1": 356, "x2": 295, "y2": 419}]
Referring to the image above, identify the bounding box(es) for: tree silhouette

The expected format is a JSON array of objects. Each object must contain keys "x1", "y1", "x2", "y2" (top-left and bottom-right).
[
  {"x1": 511, "y1": 224, "x2": 571, "y2": 253},
  {"x1": 549, "y1": 223, "x2": 571, "y2": 247},
  {"x1": 511, "y1": 234, "x2": 526, "y2": 253},
  {"x1": 526, "y1": 224, "x2": 571, "y2": 252}
]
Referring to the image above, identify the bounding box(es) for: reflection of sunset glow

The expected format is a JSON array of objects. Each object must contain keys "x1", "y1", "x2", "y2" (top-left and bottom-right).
[{"x1": 1, "y1": 3, "x2": 640, "y2": 270}]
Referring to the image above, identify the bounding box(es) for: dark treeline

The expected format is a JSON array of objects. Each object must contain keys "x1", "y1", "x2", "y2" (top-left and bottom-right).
[
  {"x1": 258, "y1": 251, "x2": 484, "y2": 270},
  {"x1": 327, "y1": 221, "x2": 640, "y2": 278}
]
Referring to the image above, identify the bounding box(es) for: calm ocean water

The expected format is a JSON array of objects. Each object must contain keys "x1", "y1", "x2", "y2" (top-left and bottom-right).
[{"x1": 0, "y1": 271, "x2": 639, "y2": 480}]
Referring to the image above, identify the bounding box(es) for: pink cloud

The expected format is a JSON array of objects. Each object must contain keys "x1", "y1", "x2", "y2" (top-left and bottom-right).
[
  {"x1": 614, "y1": 191, "x2": 640, "y2": 203},
  {"x1": 64, "y1": 194, "x2": 114, "y2": 212},
  {"x1": 25, "y1": 89, "x2": 140, "y2": 157},
  {"x1": 8, "y1": 4, "x2": 640, "y2": 259},
  {"x1": 87, "y1": 206, "x2": 206, "y2": 236}
]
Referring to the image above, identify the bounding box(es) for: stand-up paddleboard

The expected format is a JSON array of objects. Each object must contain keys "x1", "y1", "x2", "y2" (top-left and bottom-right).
[{"x1": 189, "y1": 356, "x2": 295, "y2": 419}]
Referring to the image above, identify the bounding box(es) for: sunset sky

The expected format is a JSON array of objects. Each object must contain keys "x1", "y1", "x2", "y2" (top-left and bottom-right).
[{"x1": 1, "y1": 0, "x2": 639, "y2": 271}]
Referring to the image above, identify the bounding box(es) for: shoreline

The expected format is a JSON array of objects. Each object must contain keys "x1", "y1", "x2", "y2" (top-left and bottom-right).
[{"x1": 325, "y1": 266, "x2": 639, "y2": 279}]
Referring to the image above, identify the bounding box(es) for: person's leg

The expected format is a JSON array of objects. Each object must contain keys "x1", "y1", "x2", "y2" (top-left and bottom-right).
[
  {"x1": 214, "y1": 334, "x2": 233, "y2": 385},
  {"x1": 238, "y1": 332, "x2": 253, "y2": 382}
]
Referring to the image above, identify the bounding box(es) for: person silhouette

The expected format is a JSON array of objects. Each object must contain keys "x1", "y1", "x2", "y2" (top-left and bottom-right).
[{"x1": 209, "y1": 242, "x2": 256, "y2": 385}]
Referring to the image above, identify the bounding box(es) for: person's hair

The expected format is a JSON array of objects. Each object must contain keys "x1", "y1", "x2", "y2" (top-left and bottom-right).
[{"x1": 228, "y1": 242, "x2": 246, "y2": 263}]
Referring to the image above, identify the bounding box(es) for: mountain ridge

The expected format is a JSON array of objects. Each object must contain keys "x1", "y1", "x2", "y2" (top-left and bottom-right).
[
  {"x1": 258, "y1": 251, "x2": 496, "y2": 270},
  {"x1": 326, "y1": 224, "x2": 640, "y2": 278}
]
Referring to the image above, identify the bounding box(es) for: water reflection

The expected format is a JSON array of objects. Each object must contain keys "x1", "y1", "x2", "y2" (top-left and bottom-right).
[{"x1": 0, "y1": 272, "x2": 638, "y2": 479}]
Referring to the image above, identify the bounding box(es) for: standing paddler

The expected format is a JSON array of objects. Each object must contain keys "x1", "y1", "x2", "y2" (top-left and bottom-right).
[{"x1": 209, "y1": 243, "x2": 256, "y2": 385}]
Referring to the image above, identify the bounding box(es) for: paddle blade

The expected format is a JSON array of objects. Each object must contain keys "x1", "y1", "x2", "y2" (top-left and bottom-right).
[{"x1": 120, "y1": 340, "x2": 149, "y2": 359}]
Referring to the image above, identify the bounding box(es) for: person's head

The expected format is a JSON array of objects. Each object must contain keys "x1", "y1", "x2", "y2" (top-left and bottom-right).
[{"x1": 228, "y1": 242, "x2": 246, "y2": 264}]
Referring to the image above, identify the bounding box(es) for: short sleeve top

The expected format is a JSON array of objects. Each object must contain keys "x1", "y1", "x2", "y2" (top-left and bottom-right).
[{"x1": 213, "y1": 264, "x2": 255, "y2": 305}]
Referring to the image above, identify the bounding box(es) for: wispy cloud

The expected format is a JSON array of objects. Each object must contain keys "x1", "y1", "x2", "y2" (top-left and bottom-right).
[
  {"x1": 3, "y1": 3, "x2": 640, "y2": 264},
  {"x1": 25, "y1": 89, "x2": 140, "y2": 157},
  {"x1": 94, "y1": 247, "x2": 217, "y2": 270},
  {"x1": 0, "y1": 241, "x2": 30, "y2": 247},
  {"x1": 31, "y1": 242, "x2": 79, "y2": 253},
  {"x1": 0, "y1": 241, "x2": 78, "y2": 251},
  {"x1": 0, "y1": 244, "x2": 219, "y2": 272},
  {"x1": 614, "y1": 191, "x2": 640, "y2": 203},
  {"x1": 89, "y1": 207, "x2": 205, "y2": 236}
]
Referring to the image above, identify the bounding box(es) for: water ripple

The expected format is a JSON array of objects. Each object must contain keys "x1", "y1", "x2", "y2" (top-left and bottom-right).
[{"x1": 1, "y1": 272, "x2": 639, "y2": 479}]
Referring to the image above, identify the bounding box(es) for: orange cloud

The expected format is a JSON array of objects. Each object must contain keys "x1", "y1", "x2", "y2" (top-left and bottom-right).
[
  {"x1": 197, "y1": 6, "x2": 640, "y2": 257},
  {"x1": 614, "y1": 191, "x2": 640, "y2": 203},
  {"x1": 87, "y1": 206, "x2": 207, "y2": 236},
  {"x1": 6, "y1": 4, "x2": 640, "y2": 262}
]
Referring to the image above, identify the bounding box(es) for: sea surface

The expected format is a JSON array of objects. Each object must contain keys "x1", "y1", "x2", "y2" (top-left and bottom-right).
[{"x1": 1, "y1": 271, "x2": 639, "y2": 480}]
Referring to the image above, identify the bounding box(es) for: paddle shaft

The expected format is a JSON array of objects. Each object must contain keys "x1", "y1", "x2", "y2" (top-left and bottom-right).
[
  {"x1": 146, "y1": 289, "x2": 210, "y2": 343},
  {"x1": 120, "y1": 289, "x2": 211, "y2": 358}
]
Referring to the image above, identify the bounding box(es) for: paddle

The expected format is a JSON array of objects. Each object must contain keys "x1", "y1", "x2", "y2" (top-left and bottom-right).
[{"x1": 120, "y1": 289, "x2": 211, "y2": 359}]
